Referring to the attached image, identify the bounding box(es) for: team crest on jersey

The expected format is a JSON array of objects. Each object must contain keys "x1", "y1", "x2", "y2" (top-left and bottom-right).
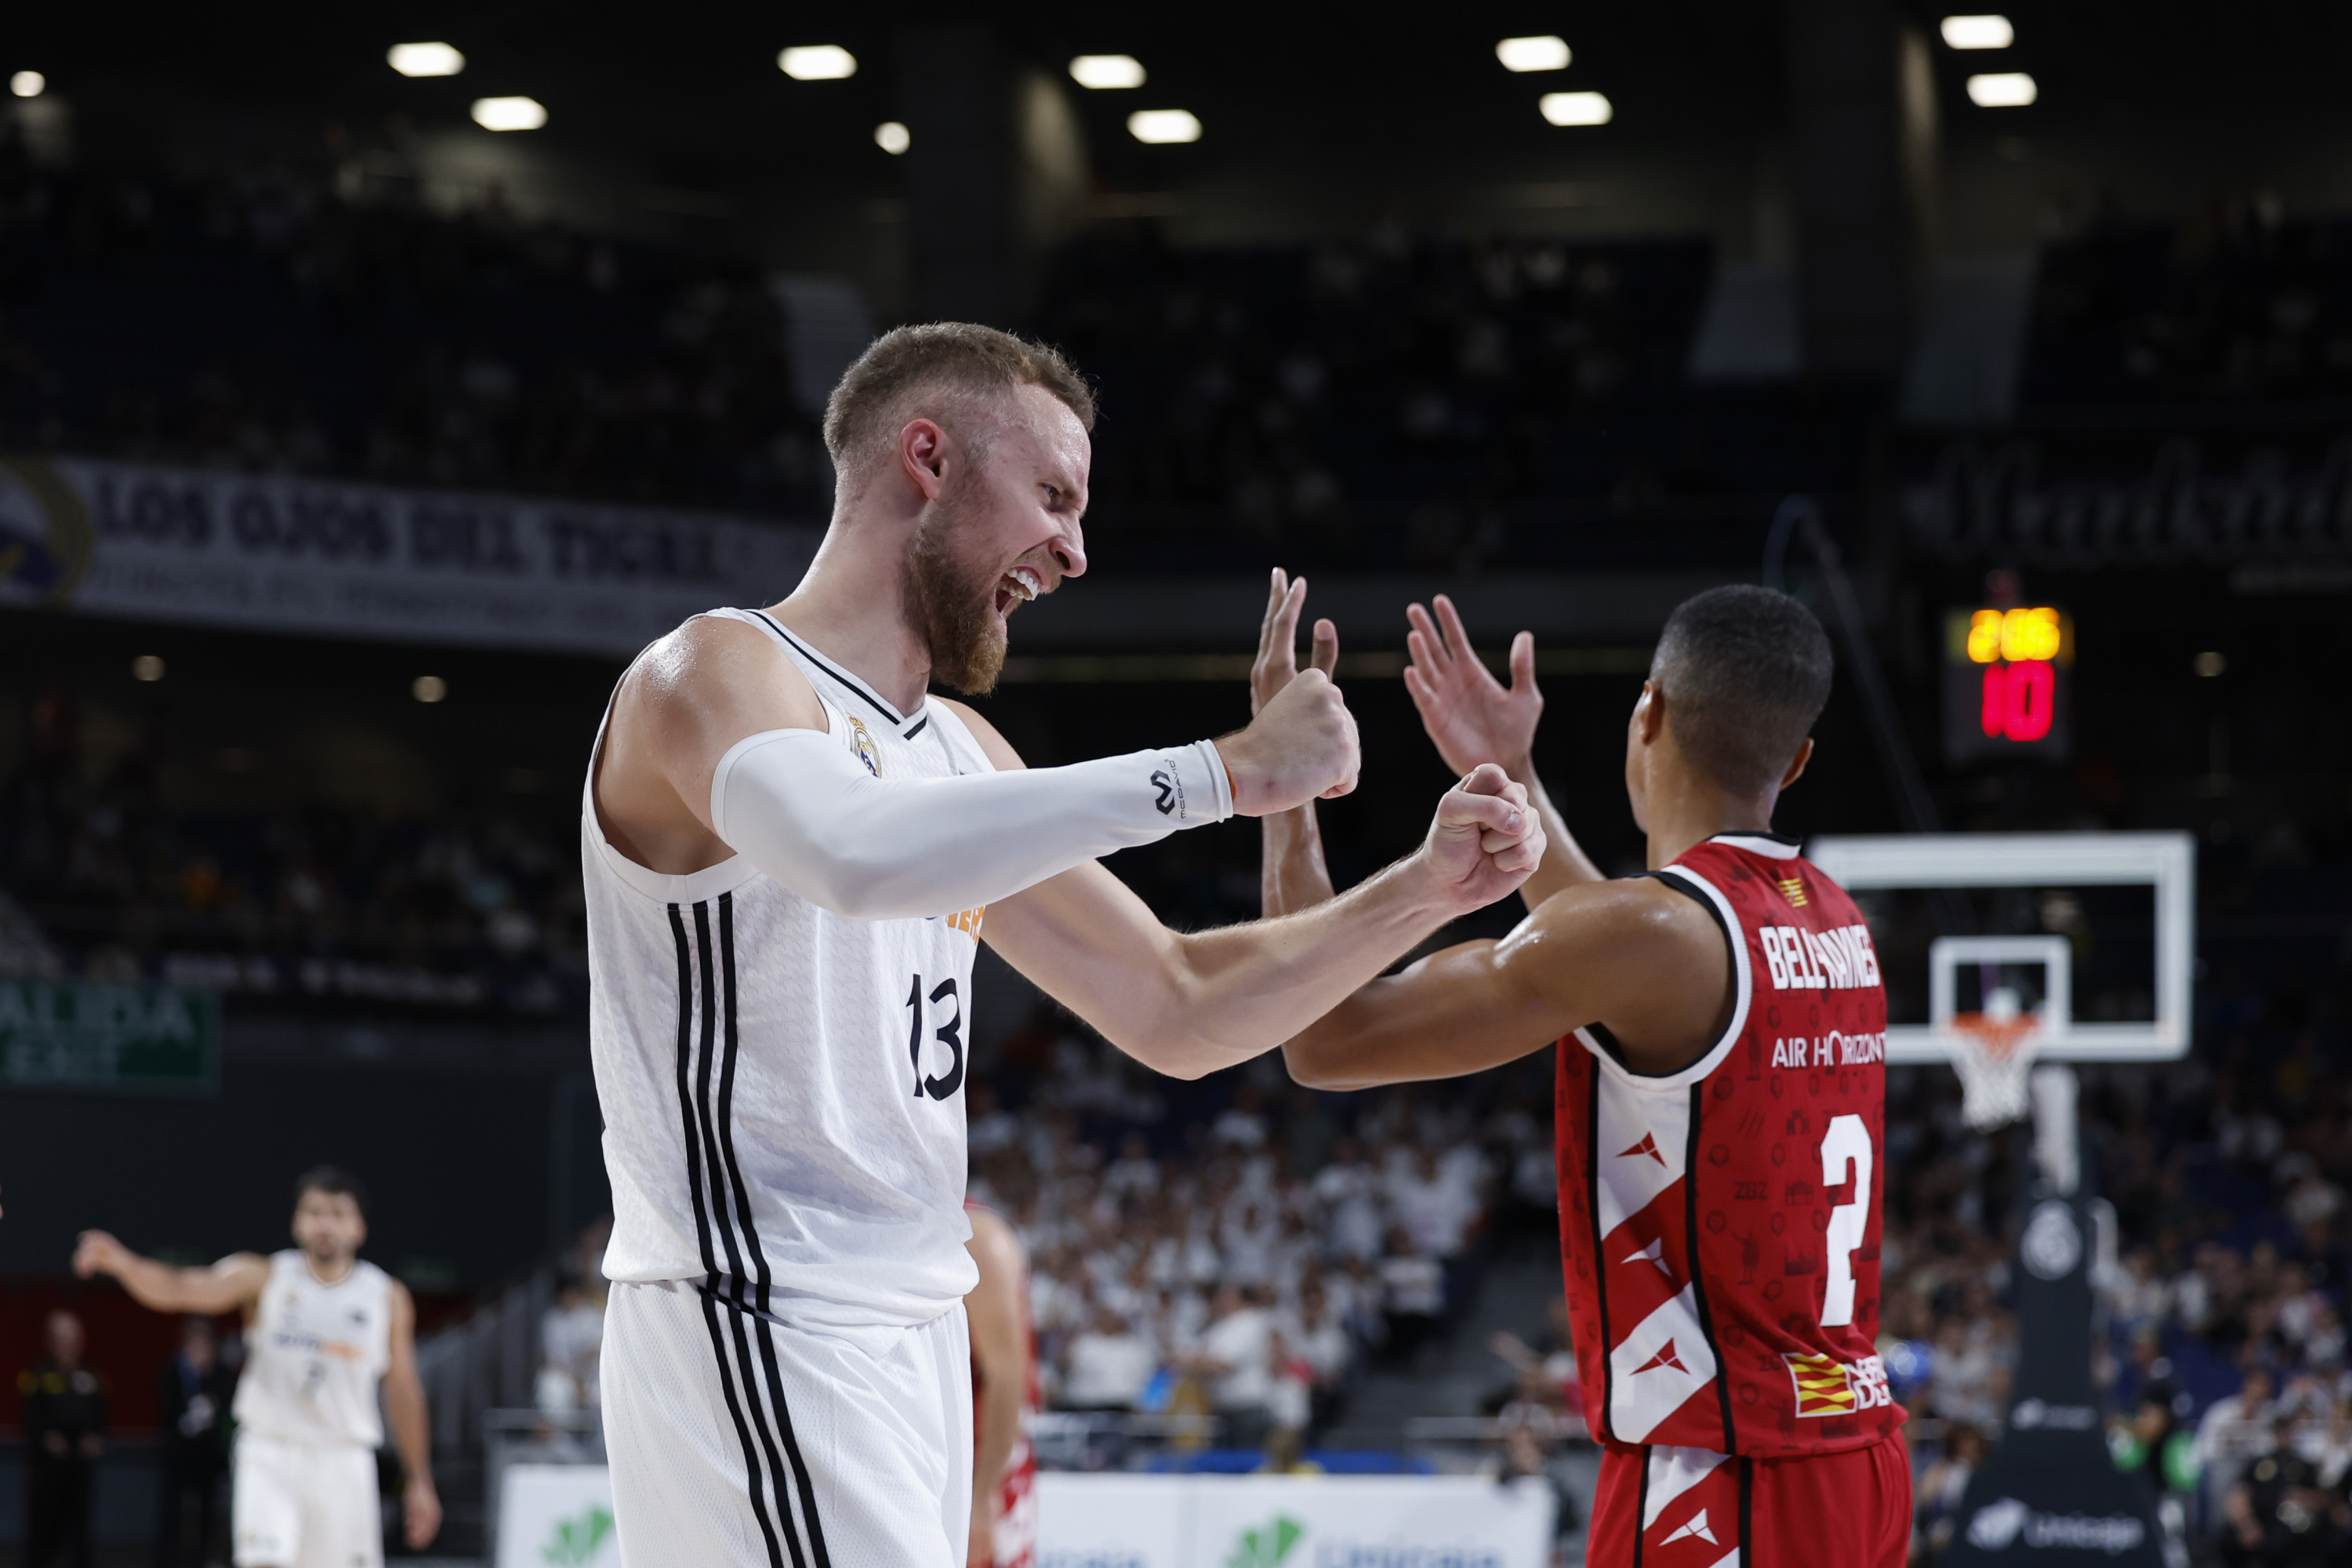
[
  {"x1": 1784, "y1": 1351, "x2": 1891, "y2": 1417},
  {"x1": 1777, "y1": 874, "x2": 1808, "y2": 907},
  {"x1": 847, "y1": 715, "x2": 882, "y2": 776}
]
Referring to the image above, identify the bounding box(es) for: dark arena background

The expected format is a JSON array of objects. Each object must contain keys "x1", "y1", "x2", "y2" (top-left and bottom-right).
[{"x1": 0, "y1": 3, "x2": 2347, "y2": 1564}]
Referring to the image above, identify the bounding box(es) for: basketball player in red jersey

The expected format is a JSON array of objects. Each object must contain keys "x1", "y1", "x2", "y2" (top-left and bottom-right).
[
  {"x1": 1258, "y1": 579, "x2": 1907, "y2": 1568},
  {"x1": 964, "y1": 1204, "x2": 1038, "y2": 1568}
]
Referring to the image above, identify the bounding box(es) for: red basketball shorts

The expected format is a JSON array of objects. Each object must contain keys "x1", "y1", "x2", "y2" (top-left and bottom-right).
[{"x1": 1586, "y1": 1432, "x2": 1911, "y2": 1568}]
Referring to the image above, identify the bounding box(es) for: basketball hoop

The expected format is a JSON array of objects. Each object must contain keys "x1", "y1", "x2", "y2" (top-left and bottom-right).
[{"x1": 1951, "y1": 987, "x2": 2042, "y2": 1131}]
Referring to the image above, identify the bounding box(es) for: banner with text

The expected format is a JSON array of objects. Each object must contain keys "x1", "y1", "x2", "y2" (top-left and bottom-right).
[
  {"x1": 0, "y1": 979, "x2": 220, "y2": 1095},
  {"x1": 0, "y1": 454, "x2": 822, "y2": 656},
  {"x1": 1038, "y1": 1472, "x2": 1556, "y2": 1568},
  {"x1": 493, "y1": 1468, "x2": 1554, "y2": 1568}
]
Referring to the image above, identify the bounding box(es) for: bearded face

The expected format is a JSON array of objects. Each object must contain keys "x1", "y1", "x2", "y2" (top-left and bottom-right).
[{"x1": 902, "y1": 470, "x2": 1011, "y2": 695}]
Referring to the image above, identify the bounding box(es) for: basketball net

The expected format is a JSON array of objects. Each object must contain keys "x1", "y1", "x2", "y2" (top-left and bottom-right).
[{"x1": 1951, "y1": 986, "x2": 2042, "y2": 1131}]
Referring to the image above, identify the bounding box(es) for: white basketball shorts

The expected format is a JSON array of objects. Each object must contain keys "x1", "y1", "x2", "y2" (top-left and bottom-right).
[
  {"x1": 603, "y1": 1279, "x2": 974, "y2": 1568},
  {"x1": 233, "y1": 1433, "x2": 380, "y2": 1568}
]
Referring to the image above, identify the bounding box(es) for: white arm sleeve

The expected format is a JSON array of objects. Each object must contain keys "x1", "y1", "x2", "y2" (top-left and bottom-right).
[{"x1": 710, "y1": 727, "x2": 1234, "y2": 920}]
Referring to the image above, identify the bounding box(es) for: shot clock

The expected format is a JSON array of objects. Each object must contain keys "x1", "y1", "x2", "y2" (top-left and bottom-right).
[{"x1": 1943, "y1": 604, "x2": 2072, "y2": 762}]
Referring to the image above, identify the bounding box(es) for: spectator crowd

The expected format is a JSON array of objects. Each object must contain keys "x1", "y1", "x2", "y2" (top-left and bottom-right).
[
  {"x1": 0, "y1": 691, "x2": 587, "y2": 1014},
  {"x1": 0, "y1": 123, "x2": 832, "y2": 519},
  {"x1": 966, "y1": 1016, "x2": 1560, "y2": 1460}
]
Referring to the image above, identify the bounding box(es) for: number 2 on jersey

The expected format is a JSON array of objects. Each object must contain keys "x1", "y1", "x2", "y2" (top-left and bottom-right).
[
  {"x1": 1817, "y1": 1114, "x2": 1871, "y2": 1327},
  {"x1": 905, "y1": 974, "x2": 965, "y2": 1102}
]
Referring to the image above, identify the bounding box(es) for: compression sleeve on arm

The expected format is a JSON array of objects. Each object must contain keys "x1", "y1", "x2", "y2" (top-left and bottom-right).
[{"x1": 710, "y1": 728, "x2": 1234, "y2": 920}]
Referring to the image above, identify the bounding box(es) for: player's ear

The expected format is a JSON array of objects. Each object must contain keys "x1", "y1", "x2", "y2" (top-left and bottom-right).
[
  {"x1": 1780, "y1": 737, "x2": 1815, "y2": 790},
  {"x1": 898, "y1": 418, "x2": 950, "y2": 499},
  {"x1": 1635, "y1": 683, "x2": 1666, "y2": 745}
]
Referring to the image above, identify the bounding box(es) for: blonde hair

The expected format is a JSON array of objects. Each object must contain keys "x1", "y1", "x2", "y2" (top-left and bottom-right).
[{"x1": 822, "y1": 322, "x2": 1095, "y2": 490}]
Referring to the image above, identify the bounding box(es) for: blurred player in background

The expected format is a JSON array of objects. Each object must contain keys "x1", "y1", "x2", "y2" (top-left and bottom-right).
[
  {"x1": 964, "y1": 1203, "x2": 1037, "y2": 1568},
  {"x1": 73, "y1": 1167, "x2": 441, "y2": 1567},
  {"x1": 1259, "y1": 580, "x2": 1908, "y2": 1568},
  {"x1": 585, "y1": 323, "x2": 1542, "y2": 1567}
]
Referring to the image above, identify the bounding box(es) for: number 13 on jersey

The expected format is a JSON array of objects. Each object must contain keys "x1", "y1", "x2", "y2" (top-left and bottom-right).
[{"x1": 906, "y1": 975, "x2": 964, "y2": 1102}]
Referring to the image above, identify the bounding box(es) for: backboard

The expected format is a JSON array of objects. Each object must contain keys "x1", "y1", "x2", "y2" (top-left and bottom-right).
[{"x1": 1803, "y1": 833, "x2": 2194, "y2": 1065}]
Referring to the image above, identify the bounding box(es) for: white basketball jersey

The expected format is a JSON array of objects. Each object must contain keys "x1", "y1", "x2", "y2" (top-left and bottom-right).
[
  {"x1": 585, "y1": 608, "x2": 991, "y2": 1333},
  {"x1": 233, "y1": 1250, "x2": 392, "y2": 1449}
]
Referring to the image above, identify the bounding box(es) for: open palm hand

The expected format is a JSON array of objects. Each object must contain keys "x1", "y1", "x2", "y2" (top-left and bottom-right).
[{"x1": 1403, "y1": 594, "x2": 1542, "y2": 775}]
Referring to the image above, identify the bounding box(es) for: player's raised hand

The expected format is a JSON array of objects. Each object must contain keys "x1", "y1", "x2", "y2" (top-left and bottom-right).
[
  {"x1": 1251, "y1": 567, "x2": 1340, "y2": 717},
  {"x1": 1219, "y1": 667, "x2": 1360, "y2": 815},
  {"x1": 1404, "y1": 594, "x2": 1542, "y2": 775},
  {"x1": 1416, "y1": 763, "x2": 1547, "y2": 913}
]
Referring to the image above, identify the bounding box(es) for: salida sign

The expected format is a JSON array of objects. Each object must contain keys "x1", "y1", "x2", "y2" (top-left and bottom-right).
[{"x1": 0, "y1": 980, "x2": 219, "y2": 1094}]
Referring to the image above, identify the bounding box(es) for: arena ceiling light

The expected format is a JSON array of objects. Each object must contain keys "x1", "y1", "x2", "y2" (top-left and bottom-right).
[
  {"x1": 1496, "y1": 36, "x2": 1571, "y2": 73},
  {"x1": 1940, "y1": 15, "x2": 2015, "y2": 49},
  {"x1": 470, "y1": 96, "x2": 547, "y2": 131},
  {"x1": 874, "y1": 121, "x2": 909, "y2": 154},
  {"x1": 1540, "y1": 91, "x2": 1613, "y2": 127},
  {"x1": 779, "y1": 45, "x2": 857, "y2": 81},
  {"x1": 1127, "y1": 109, "x2": 1201, "y2": 144},
  {"x1": 387, "y1": 42, "x2": 466, "y2": 78},
  {"x1": 1069, "y1": 55, "x2": 1145, "y2": 89},
  {"x1": 1965, "y1": 71, "x2": 2037, "y2": 107}
]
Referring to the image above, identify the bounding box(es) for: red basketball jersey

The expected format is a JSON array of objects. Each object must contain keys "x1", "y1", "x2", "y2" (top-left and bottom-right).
[{"x1": 1554, "y1": 832, "x2": 1904, "y2": 1458}]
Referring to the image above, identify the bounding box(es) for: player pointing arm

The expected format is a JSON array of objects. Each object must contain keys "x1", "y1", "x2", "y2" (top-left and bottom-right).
[{"x1": 74, "y1": 1170, "x2": 441, "y2": 1561}]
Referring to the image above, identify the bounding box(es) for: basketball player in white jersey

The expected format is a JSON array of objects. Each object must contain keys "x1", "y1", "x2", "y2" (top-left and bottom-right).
[
  {"x1": 73, "y1": 1167, "x2": 440, "y2": 1566},
  {"x1": 586, "y1": 321, "x2": 1546, "y2": 1567}
]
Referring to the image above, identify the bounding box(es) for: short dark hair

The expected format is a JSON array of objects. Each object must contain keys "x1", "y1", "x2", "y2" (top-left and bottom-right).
[
  {"x1": 294, "y1": 1166, "x2": 367, "y2": 1216},
  {"x1": 822, "y1": 322, "x2": 1096, "y2": 488},
  {"x1": 1650, "y1": 586, "x2": 1834, "y2": 795}
]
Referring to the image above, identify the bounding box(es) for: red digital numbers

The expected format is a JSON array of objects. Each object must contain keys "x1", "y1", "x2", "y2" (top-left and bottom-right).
[{"x1": 1980, "y1": 659, "x2": 2055, "y2": 742}]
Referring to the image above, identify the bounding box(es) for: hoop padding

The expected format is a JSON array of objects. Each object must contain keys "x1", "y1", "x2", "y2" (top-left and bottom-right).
[{"x1": 1952, "y1": 1013, "x2": 2042, "y2": 1130}]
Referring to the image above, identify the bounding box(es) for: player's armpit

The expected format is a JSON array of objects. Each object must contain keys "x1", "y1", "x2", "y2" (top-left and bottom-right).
[{"x1": 1281, "y1": 876, "x2": 1730, "y2": 1090}]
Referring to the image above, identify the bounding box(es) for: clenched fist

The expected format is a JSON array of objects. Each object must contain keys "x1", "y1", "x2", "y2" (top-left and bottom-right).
[
  {"x1": 1218, "y1": 667, "x2": 1359, "y2": 815},
  {"x1": 1415, "y1": 763, "x2": 1547, "y2": 914}
]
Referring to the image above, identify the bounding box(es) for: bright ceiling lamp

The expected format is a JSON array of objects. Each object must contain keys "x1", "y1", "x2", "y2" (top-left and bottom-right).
[
  {"x1": 874, "y1": 121, "x2": 909, "y2": 154},
  {"x1": 779, "y1": 45, "x2": 857, "y2": 81},
  {"x1": 9, "y1": 71, "x2": 43, "y2": 99},
  {"x1": 1069, "y1": 54, "x2": 1145, "y2": 89},
  {"x1": 1965, "y1": 71, "x2": 2037, "y2": 107},
  {"x1": 1496, "y1": 36, "x2": 1571, "y2": 73},
  {"x1": 1940, "y1": 15, "x2": 2015, "y2": 49},
  {"x1": 1127, "y1": 109, "x2": 1201, "y2": 144},
  {"x1": 1540, "y1": 91, "x2": 1613, "y2": 126},
  {"x1": 470, "y1": 96, "x2": 547, "y2": 131},
  {"x1": 387, "y1": 42, "x2": 466, "y2": 78}
]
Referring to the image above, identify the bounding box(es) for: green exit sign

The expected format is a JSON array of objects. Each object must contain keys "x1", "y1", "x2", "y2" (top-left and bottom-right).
[{"x1": 0, "y1": 982, "x2": 220, "y2": 1095}]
